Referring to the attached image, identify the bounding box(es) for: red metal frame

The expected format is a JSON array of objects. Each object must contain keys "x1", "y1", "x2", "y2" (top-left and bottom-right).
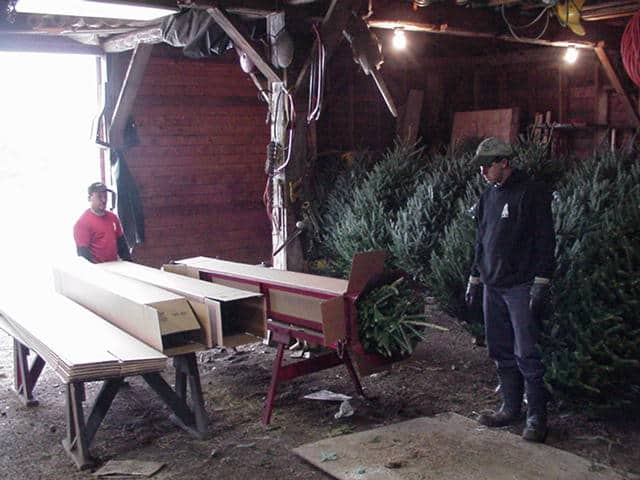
[{"x1": 199, "y1": 270, "x2": 369, "y2": 425}]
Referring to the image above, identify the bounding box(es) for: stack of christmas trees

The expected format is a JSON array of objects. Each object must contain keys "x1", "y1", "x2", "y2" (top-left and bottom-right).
[{"x1": 307, "y1": 138, "x2": 640, "y2": 412}]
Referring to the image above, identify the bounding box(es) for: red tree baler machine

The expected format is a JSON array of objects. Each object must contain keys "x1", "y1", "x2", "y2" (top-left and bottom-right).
[{"x1": 167, "y1": 250, "x2": 393, "y2": 424}]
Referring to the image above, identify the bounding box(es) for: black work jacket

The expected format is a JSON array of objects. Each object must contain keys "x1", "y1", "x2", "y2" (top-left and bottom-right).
[{"x1": 471, "y1": 169, "x2": 556, "y2": 287}]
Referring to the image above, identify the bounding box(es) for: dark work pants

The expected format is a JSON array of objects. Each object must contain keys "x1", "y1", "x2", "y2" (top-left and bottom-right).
[{"x1": 483, "y1": 282, "x2": 545, "y2": 383}]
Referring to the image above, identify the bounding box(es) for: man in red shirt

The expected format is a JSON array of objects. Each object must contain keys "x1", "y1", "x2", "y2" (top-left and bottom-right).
[{"x1": 73, "y1": 182, "x2": 131, "y2": 263}]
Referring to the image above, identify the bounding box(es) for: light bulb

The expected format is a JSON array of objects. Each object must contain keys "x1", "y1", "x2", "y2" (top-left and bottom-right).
[
  {"x1": 564, "y1": 46, "x2": 579, "y2": 64},
  {"x1": 392, "y1": 29, "x2": 407, "y2": 50}
]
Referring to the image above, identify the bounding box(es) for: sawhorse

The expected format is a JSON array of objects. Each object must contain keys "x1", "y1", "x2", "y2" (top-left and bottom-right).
[{"x1": 12, "y1": 340, "x2": 208, "y2": 469}]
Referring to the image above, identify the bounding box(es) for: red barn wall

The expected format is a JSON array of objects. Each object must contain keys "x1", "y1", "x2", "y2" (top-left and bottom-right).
[
  {"x1": 317, "y1": 44, "x2": 396, "y2": 153},
  {"x1": 112, "y1": 45, "x2": 271, "y2": 267},
  {"x1": 316, "y1": 44, "x2": 637, "y2": 158}
]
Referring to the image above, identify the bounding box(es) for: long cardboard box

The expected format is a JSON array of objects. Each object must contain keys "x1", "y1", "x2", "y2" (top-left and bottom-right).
[
  {"x1": 53, "y1": 259, "x2": 205, "y2": 356},
  {"x1": 101, "y1": 261, "x2": 266, "y2": 348}
]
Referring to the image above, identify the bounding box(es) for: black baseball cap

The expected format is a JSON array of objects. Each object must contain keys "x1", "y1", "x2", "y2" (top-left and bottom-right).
[{"x1": 88, "y1": 182, "x2": 108, "y2": 195}]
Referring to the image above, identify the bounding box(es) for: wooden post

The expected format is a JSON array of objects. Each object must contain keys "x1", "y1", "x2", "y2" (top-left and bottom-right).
[
  {"x1": 272, "y1": 0, "x2": 360, "y2": 271},
  {"x1": 269, "y1": 82, "x2": 288, "y2": 270},
  {"x1": 109, "y1": 43, "x2": 153, "y2": 149},
  {"x1": 473, "y1": 70, "x2": 481, "y2": 110},
  {"x1": 594, "y1": 60, "x2": 609, "y2": 150},
  {"x1": 558, "y1": 65, "x2": 568, "y2": 124}
]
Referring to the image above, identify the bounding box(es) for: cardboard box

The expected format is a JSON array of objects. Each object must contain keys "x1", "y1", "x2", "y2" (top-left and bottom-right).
[
  {"x1": 102, "y1": 261, "x2": 266, "y2": 348},
  {"x1": 170, "y1": 251, "x2": 386, "y2": 347},
  {"x1": 53, "y1": 259, "x2": 205, "y2": 356}
]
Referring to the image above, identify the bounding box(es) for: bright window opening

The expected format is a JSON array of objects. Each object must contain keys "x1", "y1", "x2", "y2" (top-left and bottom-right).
[{"x1": 0, "y1": 51, "x2": 101, "y2": 290}]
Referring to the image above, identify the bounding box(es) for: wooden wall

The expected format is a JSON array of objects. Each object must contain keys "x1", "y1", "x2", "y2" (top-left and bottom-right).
[
  {"x1": 316, "y1": 42, "x2": 638, "y2": 157},
  {"x1": 109, "y1": 40, "x2": 636, "y2": 268},
  {"x1": 317, "y1": 43, "x2": 396, "y2": 153},
  {"x1": 112, "y1": 45, "x2": 271, "y2": 267}
]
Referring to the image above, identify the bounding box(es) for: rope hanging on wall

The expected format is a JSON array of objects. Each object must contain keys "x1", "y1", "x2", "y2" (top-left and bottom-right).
[{"x1": 621, "y1": 10, "x2": 640, "y2": 88}]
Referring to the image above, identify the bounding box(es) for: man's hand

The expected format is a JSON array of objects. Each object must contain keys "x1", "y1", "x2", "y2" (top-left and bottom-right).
[
  {"x1": 530, "y1": 278, "x2": 550, "y2": 316},
  {"x1": 465, "y1": 276, "x2": 481, "y2": 308}
]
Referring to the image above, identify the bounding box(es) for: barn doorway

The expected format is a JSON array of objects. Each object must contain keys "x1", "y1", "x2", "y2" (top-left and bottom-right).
[{"x1": 0, "y1": 51, "x2": 102, "y2": 289}]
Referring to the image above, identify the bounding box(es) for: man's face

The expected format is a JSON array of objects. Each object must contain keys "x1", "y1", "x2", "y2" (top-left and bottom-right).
[
  {"x1": 480, "y1": 158, "x2": 509, "y2": 185},
  {"x1": 90, "y1": 190, "x2": 108, "y2": 214}
]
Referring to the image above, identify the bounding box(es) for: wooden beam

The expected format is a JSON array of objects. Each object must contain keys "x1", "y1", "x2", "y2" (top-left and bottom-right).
[
  {"x1": 487, "y1": 0, "x2": 520, "y2": 5},
  {"x1": 558, "y1": 65, "x2": 568, "y2": 123},
  {"x1": 0, "y1": 33, "x2": 102, "y2": 55},
  {"x1": 582, "y1": 1, "x2": 640, "y2": 21},
  {"x1": 593, "y1": 43, "x2": 640, "y2": 127},
  {"x1": 109, "y1": 43, "x2": 154, "y2": 149},
  {"x1": 206, "y1": 6, "x2": 281, "y2": 83},
  {"x1": 367, "y1": 19, "x2": 599, "y2": 49},
  {"x1": 100, "y1": 4, "x2": 278, "y2": 54},
  {"x1": 594, "y1": 61, "x2": 609, "y2": 149},
  {"x1": 101, "y1": 26, "x2": 163, "y2": 53}
]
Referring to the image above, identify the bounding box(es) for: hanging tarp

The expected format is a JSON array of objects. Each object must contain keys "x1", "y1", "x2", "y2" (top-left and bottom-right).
[
  {"x1": 161, "y1": 8, "x2": 231, "y2": 58},
  {"x1": 111, "y1": 149, "x2": 145, "y2": 249}
]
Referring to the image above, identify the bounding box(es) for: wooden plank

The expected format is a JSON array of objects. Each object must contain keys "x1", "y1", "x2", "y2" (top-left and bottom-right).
[
  {"x1": 294, "y1": 413, "x2": 627, "y2": 480},
  {"x1": 0, "y1": 292, "x2": 166, "y2": 383},
  {"x1": 558, "y1": 66, "x2": 568, "y2": 123},
  {"x1": 451, "y1": 108, "x2": 520, "y2": 144},
  {"x1": 109, "y1": 43, "x2": 154, "y2": 148},
  {"x1": 594, "y1": 44, "x2": 640, "y2": 127}
]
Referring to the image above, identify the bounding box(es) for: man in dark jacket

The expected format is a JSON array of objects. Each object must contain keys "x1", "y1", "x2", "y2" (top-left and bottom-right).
[{"x1": 465, "y1": 137, "x2": 555, "y2": 443}]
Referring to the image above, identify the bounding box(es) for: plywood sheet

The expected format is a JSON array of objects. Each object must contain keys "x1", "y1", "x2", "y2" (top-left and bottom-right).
[
  {"x1": 0, "y1": 292, "x2": 166, "y2": 383},
  {"x1": 451, "y1": 108, "x2": 520, "y2": 145},
  {"x1": 294, "y1": 413, "x2": 626, "y2": 480}
]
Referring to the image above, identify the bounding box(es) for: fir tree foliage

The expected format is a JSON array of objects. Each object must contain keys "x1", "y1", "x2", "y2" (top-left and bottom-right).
[
  {"x1": 310, "y1": 136, "x2": 640, "y2": 411},
  {"x1": 356, "y1": 277, "x2": 446, "y2": 357},
  {"x1": 308, "y1": 150, "x2": 374, "y2": 267},
  {"x1": 389, "y1": 147, "x2": 478, "y2": 284},
  {"x1": 543, "y1": 149, "x2": 640, "y2": 411},
  {"x1": 321, "y1": 140, "x2": 426, "y2": 277},
  {"x1": 426, "y1": 187, "x2": 483, "y2": 319}
]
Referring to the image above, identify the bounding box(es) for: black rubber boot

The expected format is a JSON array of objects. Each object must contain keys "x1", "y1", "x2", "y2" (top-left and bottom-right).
[
  {"x1": 522, "y1": 381, "x2": 548, "y2": 442},
  {"x1": 478, "y1": 368, "x2": 523, "y2": 427}
]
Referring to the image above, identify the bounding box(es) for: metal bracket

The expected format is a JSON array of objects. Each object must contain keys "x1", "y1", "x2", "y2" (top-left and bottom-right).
[
  {"x1": 59, "y1": 352, "x2": 208, "y2": 469},
  {"x1": 12, "y1": 339, "x2": 45, "y2": 407},
  {"x1": 63, "y1": 379, "x2": 121, "y2": 470}
]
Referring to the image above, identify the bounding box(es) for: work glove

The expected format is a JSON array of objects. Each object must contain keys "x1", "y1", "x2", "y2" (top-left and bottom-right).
[
  {"x1": 529, "y1": 279, "x2": 550, "y2": 316},
  {"x1": 465, "y1": 277, "x2": 481, "y2": 308}
]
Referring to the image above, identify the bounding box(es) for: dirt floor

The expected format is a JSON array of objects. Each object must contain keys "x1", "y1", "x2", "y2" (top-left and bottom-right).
[{"x1": 1, "y1": 312, "x2": 639, "y2": 480}]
